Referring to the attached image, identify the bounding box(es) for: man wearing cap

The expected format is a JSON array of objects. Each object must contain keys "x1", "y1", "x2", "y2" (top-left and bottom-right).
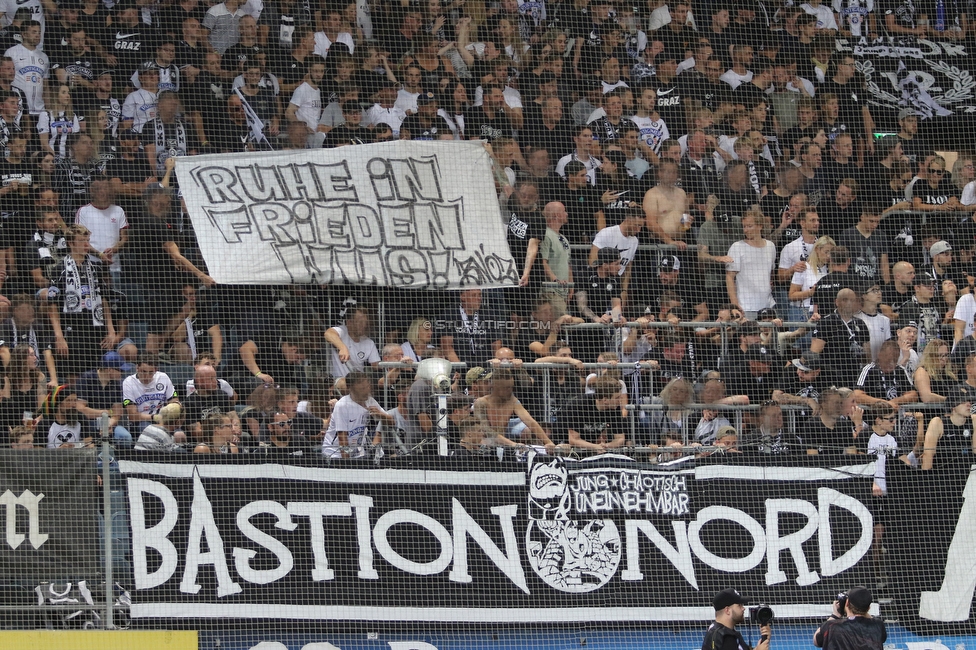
[
  {"x1": 703, "y1": 588, "x2": 770, "y2": 650},
  {"x1": 776, "y1": 352, "x2": 828, "y2": 415},
  {"x1": 814, "y1": 586, "x2": 886, "y2": 650},
  {"x1": 924, "y1": 239, "x2": 962, "y2": 306},
  {"x1": 898, "y1": 272, "x2": 944, "y2": 350},
  {"x1": 636, "y1": 254, "x2": 707, "y2": 320},
  {"x1": 75, "y1": 351, "x2": 132, "y2": 445},
  {"x1": 729, "y1": 343, "x2": 783, "y2": 405},
  {"x1": 322, "y1": 101, "x2": 368, "y2": 147},
  {"x1": 895, "y1": 108, "x2": 923, "y2": 164},
  {"x1": 400, "y1": 92, "x2": 454, "y2": 140}
]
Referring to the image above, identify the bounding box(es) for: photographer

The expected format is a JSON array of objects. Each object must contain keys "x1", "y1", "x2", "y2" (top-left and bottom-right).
[
  {"x1": 702, "y1": 589, "x2": 771, "y2": 650},
  {"x1": 813, "y1": 587, "x2": 886, "y2": 650}
]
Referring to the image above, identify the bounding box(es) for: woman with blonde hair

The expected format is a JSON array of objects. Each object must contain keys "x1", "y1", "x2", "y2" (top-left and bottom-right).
[
  {"x1": 134, "y1": 402, "x2": 186, "y2": 451},
  {"x1": 401, "y1": 317, "x2": 433, "y2": 362},
  {"x1": 914, "y1": 339, "x2": 957, "y2": 403},
  {"x1": 789, "y1": 236, "x2": 835, "y2": 315},
  {"x1": 647, "y1": 377, "x2": 694, "y2": 447}
]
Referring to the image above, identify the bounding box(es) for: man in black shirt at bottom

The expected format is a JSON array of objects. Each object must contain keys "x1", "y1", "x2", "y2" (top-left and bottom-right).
[
  {"x1": 557, "y1": 375, "x2": 627, "y2": 454},
  {"x1": 814, "y1": 586, "x2": 886, "y2": 650},
  {"x1": 702, "y1": 588, "x2": 771, "y2": 650}
]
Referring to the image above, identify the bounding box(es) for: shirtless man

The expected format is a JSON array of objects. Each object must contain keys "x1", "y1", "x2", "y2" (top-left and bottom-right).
[
  {"x1": 643, "y1": 161, "x2": 691, "y2": 250},
  {"x1": 473, "y1": 369, "x2": 557, "y2": 453}
]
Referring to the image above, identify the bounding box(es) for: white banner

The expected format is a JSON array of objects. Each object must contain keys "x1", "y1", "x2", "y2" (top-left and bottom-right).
[{"x1": 175, "y1": 141, "x2": 518, "y2": 289}]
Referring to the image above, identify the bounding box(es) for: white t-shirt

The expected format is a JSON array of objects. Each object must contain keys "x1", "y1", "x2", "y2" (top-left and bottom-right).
[
  {"x1": 289, "y1": 82, "x2": 322, "y2": 131},
  {"x1": 75, "y1": 203, "x2": 128, "y2": 272},
  {"x1": 629, "y1": 113, "x2": 670, "y2": 155},
  {"x1": 592, "y1": 225, "x2": 639, "y2": 276},
  {"x1": 186, "y1": 378, "x2": 235, "y2": 398},
  {"x1": 779, "y1": 236, "x2": 815, "y2": 271},
  {"x1": 720, "y1": 69, "x2": 752, "y2": 90},
  {"x1": 555, "y1": 152, "x2": 601, "y2": 185},
  {"x1": 122, "y1": 371, "x2": 176, "y2": 417},
  {"x1": 857, "y1": 310, "x2": 891, "y2": 361},
  {"x1": 47, "y1": 421, "x2": 82, "y2": 448},
  {"x1": 328, "y1": 324, "x2": 379, "y2": 377},
  {"x1": 954, "y1": 292, "x2": 976, "y2": 340},
  {"x1": 4, "y1": 43, "x2": 48, "y2": 114},
  {"x1": 322, "y1": 394, "x2": 385, "y2": 458},
  {"x1": 802, "y1": 2, "x2": 840, "y2": 29},
  {"x1": 122, "y1": 88, "x2": 157, "y2": 133},
  {"x1": 833, "y1": 0, "x2": 873, "y2": 35},
  {"x1": 727, "y1": 240, "x2": 776, "y2": 311},
  {"x1": 312, "y1": 30, "x2": 355, "y2": 58},
  {"x1": 473, "y1": 84, "x2": 523, "y2": 109},
  {"x1": 962, "y1": 180, "x2": 976, "y2": 206},
  {"x1": 363, "y1": 103, "x2": 406, "y2": 135},
  {"x1": 395, "y1": 88, "x2": 420, "y2": 114},
  {"x1": 791, "y1": 263, "x2": 826, "y2": 311},
  {"x1": 868, "y1": 431, "x2": 897, "y2": 494}
]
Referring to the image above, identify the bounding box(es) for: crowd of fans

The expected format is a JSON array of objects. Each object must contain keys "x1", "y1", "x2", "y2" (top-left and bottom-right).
[{"x1": 3, "y1": 0, "x2": 976, "y2": 489}]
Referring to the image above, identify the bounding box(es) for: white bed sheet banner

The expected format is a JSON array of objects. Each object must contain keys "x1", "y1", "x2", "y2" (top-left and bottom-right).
[{"x1": 175, "y1": 141, "x2": 518, "y2": 289}]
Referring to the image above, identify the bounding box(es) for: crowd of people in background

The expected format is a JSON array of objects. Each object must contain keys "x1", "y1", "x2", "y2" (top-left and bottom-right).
[{"x1": 2, "y1": 0, "x2": 976, "y2": 494}]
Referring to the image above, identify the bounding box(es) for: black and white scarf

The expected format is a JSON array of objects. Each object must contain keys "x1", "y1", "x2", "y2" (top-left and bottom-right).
[
  {"x1": 151, "y1": 118, "x2": 188, "y2": 174},
  {"x1": 61, "y1": 256, "x2": 103, "y2": 327}
]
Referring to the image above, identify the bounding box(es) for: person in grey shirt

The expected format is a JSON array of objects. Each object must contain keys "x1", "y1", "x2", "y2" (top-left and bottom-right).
[
  {"x1": 697, "y1": 210, "x2": 743, "y2": 311},
  {"x1": 404, "y1": 376, "x2": 434, "y2": 448}
]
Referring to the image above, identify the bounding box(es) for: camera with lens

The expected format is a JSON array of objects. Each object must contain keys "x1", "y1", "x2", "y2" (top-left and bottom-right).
[
  {"x1": 836, "y1": 591, "x2": 848, "y2": 613},
  {"x1": 749, "y1": 604, "x2": 774, "y2": 627}
]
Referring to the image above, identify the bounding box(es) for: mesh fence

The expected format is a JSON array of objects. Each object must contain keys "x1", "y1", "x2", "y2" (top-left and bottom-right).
[{"x1": 6, "y1": 0, "x2": 976, "y2": 648}]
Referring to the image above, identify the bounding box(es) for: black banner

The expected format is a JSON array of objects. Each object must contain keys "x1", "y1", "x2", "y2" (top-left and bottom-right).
[
  {"x1": 119, "y1": 454, "x2": 877, "y2": 622},
  {"x1": 0, "y1": 449, "x2": 100, "y2": 579}
]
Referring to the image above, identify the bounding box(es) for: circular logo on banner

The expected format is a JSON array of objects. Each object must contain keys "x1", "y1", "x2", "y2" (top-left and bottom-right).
[{"x1": 524, "y1": 456, "x2": 621, "y2": 593}]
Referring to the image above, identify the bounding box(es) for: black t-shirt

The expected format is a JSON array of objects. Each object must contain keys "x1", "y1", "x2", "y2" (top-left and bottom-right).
[
  {"x1": 812, "y1": 313, "x2": 871, "y2": 386},
  {"x1": 130, "y1": 215, "x2": 182, "y2": 289},
  {"x1": 583, "y1": 272, "x2": 621, "y2": 318},
  {"x1": 463, "y1": 106, "x2": 513, "y2": 142},
  {"x1": 856, "y1": 362, "x2": 914, "y2": 400},
  {"x1": 103, "y1": 22, "x2": 155, "y2": 78},
  {"x1": 51, "y1": 49, "x2": 102, "y2": 86},
  {"x1": 812, "y1": 271, "x2": 863, "y2": 313},
  {"x1": 839, "y1": 226, "x2": 889, "y2": 284},
  {"x1": 701, "y1": 621, "x2": 752, "y2": 650},
  {"x1": 881, "y1": 284, "x2": 914, "y2": 317},
  {"x1": 436, "y1": 307, "x2": 500, "y2": 368},
  {"x1": 680, "y1": 154, "x2": 719, "y2": 208},
  {"x1": 55, "y1": 157, "x2": 101, "y2": 217},
  {"x1": 222, "y1": 42, "x2": 263, "y2": 74},
  {"x1": 399, "y1": 113, "x2": 454, "y2": 141},
  {"x1": 556, "y1": 393, "x2": 625, "y2": 446},
  {"x1": 554, "y1": 184, "x2": 602, "y2": 247},
  {"x1": 74, "y1": 368, "x2": 122, "y2": 433},
  {"x1": 732, "y1": 81, "x2": 767, "y2": 110},
  {"x1": 652, "y1": 78, "x2": 686, "y2": 137},
  {"x1": 821, "y1": 79, "x2": 867, "y2": 136},
  {"x1": 507, "y1": 208, "x2": 546, "y2": 282},
  {"x1": 182, "y1": 390, "x2": 233, "y2": 427},
  {"x1": 678, "y1": 72, "x2": 733, "y2": 114},
  {"x1": 714, "y1": 185, "x2": 760, "y2": 220},
  {"x1": 321, "y1": 125, "x2": 370, "y2": 148},
  {"x1": 272, "y1": 54, "x2": 307, "y2": 89},
  {"x1": 0, "y1": 318, "x2": 52, "y2": 352},
  {"x1": 814, "y1": 615, "x2": 887, "y2": 650},
  {"x1": 522, "y1": 117, "x2": 574, "y2": 157},
  {"x1": 799, "y1": 416, "x2": 847, "y2": 453}
]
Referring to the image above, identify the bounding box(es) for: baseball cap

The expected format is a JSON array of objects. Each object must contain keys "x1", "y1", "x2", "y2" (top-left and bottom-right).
[
  {"x1": 101, "y1": 351, "x2": 135, "y2": 373},
  {"x1": 948, "y1": 384, "x2": 974, "y2": 407},
  {"x1": 139, "y1": 61, "x2": 159, "y2": 73},
  {"x1": 713, "y1": 588, "x2": 749, "y2": 610},
  {"x1": 596, "y1": 247, "x2": 621, "y2": 265},
  {"x1": 846, "y1": 586, "x2": 872, "y2": 612},
  {"x1": 659, "y1": 255, "x2": 681, "y2": 272},
  {"x1": 738, "y1": 320, "x2": 761, "y2": 337},
  {"x1": 716, "y1": 425, "x2": 737, "y2": 439},
  {"x1": 417, "y1": 91, "x2": 438, "y2": 106},
  {"x1": 757, "y1": 307, "x2": 779, "y2": 321},
  {"x1": 465, "y1": 366, "x2": 492, "y2": 386},
  {"x1": 895, "y1": 318, "x2": 919, "y2": 331},
  {"x1": 914, "y1": 272, "x2": 937, "y2": 287},
  {"x1": 930, "y1": 240, "x2": 953, "y2": 256},
  {"x1": 792, "y1": 352, "x2": 822, "y2": 372},
  {"x1": 746, "y1": 343, "x2": 773, "y2": 362},
  {"x1": 898, "y1": 108, "x2": 917, "y2": 120}
]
